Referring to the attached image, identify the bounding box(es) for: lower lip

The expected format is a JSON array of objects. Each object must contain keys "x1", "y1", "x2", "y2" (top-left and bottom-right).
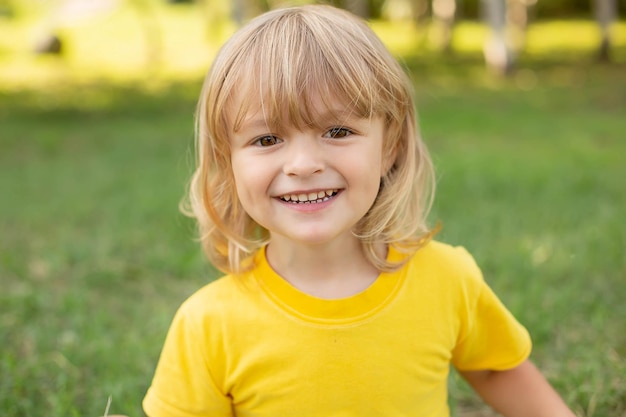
[{"x1": 276, "y1": 192, "x2": 340, "y2": 212}]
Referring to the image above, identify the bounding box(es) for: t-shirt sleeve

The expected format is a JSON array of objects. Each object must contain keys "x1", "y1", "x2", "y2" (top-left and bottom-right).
[
  {"x1": 143, "y1": 301, "x2": 233, "y2": 417},
  {"x1": 450, "y1": 248, "x2": 532, "y2": 372}
]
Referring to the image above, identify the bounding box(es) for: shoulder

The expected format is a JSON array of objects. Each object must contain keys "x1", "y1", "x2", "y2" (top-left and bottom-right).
[
  {"x1": 185, "y1": 273, "x2": 247, "y2": 305},
  {"x1": 407, "y1": 240, "x2": 483, "y2": 280},
  {"x1": 414, "y1": 239, "x2": 475, "y2": 261},
  {"x1": 174, "y1": 271, "x2": 258, "y2": 325},
  {"x1": 396, "y1": 240, "x2": 488, "y2": 305}
]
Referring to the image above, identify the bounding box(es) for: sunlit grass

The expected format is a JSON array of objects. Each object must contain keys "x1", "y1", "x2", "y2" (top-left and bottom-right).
[
  {"x1": 0, "y1": 3, "x2": 227, "y2": 86},
  {"x1": 1, "y1": 3, "x2": 625, "y2": 89},
  {"x1": 449, "y1": 19, "x2": 626, "y2": 57}
]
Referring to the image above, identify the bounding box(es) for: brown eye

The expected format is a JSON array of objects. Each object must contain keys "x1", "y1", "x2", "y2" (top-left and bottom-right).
[
  {"x1": 254, "y1": 135, "x2": 281, "y2": 147},
  {"x1": 325, "y1": 127, "x2": 352, "y2": 138}
]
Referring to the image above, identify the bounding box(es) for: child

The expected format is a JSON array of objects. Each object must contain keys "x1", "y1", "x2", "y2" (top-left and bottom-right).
[{"x1": 143, "y1": 5, "x2": 575, "y2": 417}]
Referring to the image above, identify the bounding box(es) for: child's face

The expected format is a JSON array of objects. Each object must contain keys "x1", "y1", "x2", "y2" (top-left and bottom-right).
[{"x1": 228, "y1": 95, "x2": 387, "y2": 248}]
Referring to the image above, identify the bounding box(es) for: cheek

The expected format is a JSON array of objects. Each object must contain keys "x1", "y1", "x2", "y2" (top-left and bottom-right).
[
  {"x1": 347, "y1": 153, "x2": 383, "y2": 197},
  {"x1": 366, "y1": 144, "x2": 386, "y2": 181},
  {"x1": 230, "y1": 156, "x2": 268, "y2": 207}
]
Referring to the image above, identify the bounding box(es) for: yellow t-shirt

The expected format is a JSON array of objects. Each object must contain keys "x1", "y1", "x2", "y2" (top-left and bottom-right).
[{"x1": 143, "y1": 241, "x2": 531, "y2": 417}]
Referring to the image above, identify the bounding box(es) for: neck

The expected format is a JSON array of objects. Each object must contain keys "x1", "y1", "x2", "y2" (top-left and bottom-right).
[{"x1": 265, "y1": 235, "x2": 385, "y2": 299}]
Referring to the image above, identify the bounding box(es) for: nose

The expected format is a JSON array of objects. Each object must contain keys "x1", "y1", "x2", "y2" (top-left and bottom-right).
[{"x1": 282, "y1": 135, "x2": 325, "y2": 177}]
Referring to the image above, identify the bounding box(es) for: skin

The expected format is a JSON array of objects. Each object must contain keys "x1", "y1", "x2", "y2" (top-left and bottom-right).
[
  {"x1": 460, "y1": 360, "x2": 576, "y2": 417},
  {"x1": 229, "y1": 101, "x2": 389, "y2": 299}
]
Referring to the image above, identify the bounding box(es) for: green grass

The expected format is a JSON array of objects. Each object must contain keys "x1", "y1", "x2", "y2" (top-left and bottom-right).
[
  {"x1": 1, "y1": 4, "x2": 625, "y2": 417},
  {"x1": 421, "y1": 72, "x2": 626, "y2": 416}
]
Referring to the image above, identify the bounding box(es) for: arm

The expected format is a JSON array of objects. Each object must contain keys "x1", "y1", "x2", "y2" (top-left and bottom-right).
[{"x1": 459, "y1": 359, "x2": 576, "y2": 417}]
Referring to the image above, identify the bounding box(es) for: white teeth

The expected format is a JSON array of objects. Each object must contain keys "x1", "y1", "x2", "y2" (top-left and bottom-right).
[{"x1": 280, "y1": 189, "x2": 338, "y2": 203}]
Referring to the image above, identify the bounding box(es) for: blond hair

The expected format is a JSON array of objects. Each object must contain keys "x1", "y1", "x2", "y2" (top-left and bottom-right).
[{"x1": 184, "y1": 4, "x2": 437, "y2": 274}]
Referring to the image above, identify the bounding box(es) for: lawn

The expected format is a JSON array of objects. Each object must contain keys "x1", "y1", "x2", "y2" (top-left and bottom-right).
[{"x1": 1, "y1": 3, "x2": 625, "y2": 416}]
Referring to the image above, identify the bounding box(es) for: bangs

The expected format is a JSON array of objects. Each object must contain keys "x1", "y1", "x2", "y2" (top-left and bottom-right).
[
  {"x1": 192, "y1": 5, "x2": 434, "y2": 273},
  {"x1": 222, "y1": 8, "x2": 401, "y2": 134}
]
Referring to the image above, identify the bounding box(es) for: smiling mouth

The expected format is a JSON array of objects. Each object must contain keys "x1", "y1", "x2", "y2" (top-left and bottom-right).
[{"x1": 278, "y1": 189, "x2": 339, "y2": 204}]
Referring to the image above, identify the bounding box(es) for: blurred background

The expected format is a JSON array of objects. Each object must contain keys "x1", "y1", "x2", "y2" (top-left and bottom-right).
[
  {"x1": 1, "y1": 1, "x2": 625, "y2": 416},
  {"x1": 0, "y1": 0, "x2": 625, "y2": 82}
]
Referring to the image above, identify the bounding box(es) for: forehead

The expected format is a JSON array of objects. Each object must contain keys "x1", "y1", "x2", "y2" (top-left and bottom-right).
[
  {"x1": 225, "y1": 63, "x2": 377, "y2": 132},
  {"x1": 228, "y1": 82, "x2": 363, "y2": 134}
]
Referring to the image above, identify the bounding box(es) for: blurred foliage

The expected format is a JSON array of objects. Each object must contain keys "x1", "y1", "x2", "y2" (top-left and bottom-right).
[
  {"x1": 454, "y1": 0, "x2": 626, "y2": 20},
  {"x1": 1, "y1": 0, "x2": 625, "y2": 21}
]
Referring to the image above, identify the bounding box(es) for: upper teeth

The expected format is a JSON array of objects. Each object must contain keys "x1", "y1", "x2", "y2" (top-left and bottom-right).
[{"x1": 280, "y1": 189, "x2": 338, "y2": 203}]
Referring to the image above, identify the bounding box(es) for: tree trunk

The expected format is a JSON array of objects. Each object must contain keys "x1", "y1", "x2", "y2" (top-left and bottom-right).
[
  {"x1": 344, "y1": 0, "x2": 369, "y2": 19},
  {"x1": 410, "y1": 0, "x2": 430, "y2": 24},
  {"x1": 594, "y1": 0, "x2": 617, "y2": 61},
  {"x1": 481, "y1": 0, "x2": 513, "y2": 74},
  {"x1": 506, "y1": 0, "x2": 534, "y2": 52},
  {"x1": 431, "y1": 0, "x2": 456, "y2": 52}
]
